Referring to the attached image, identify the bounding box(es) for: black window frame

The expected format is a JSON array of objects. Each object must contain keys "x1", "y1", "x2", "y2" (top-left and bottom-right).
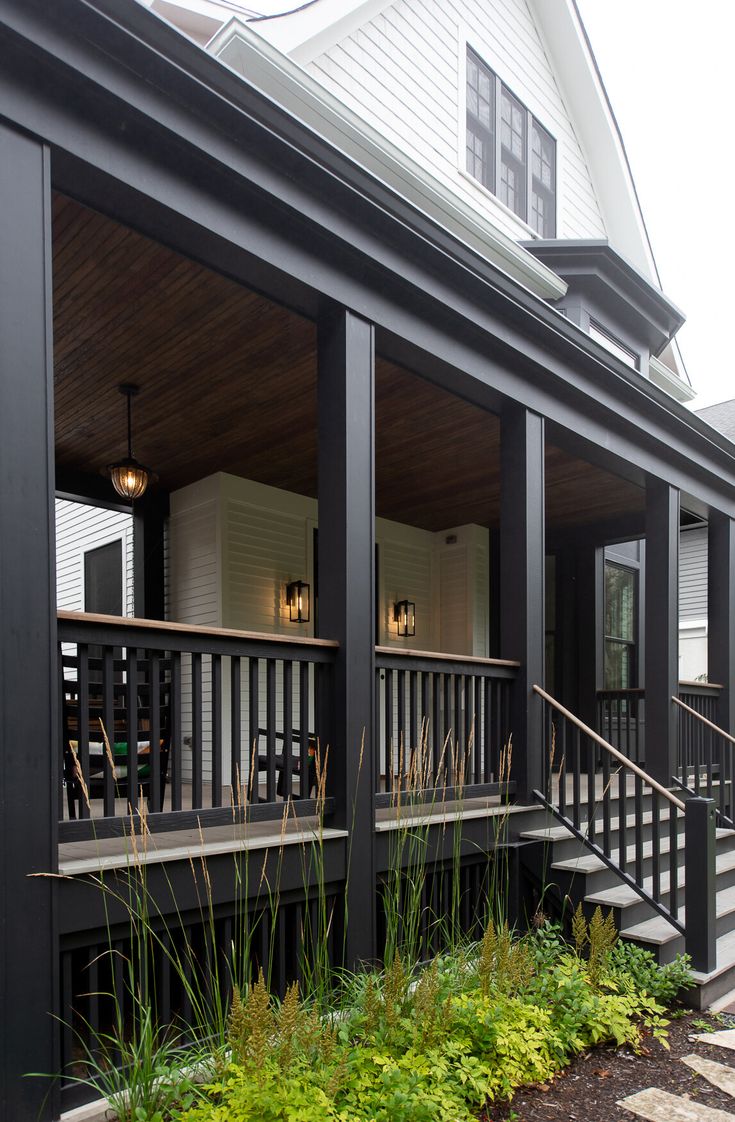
[
  {"x1": 603, "y1": 561, "x2": 638, "y2": 690},
  {"x1": 466, "y1": 46, "x2": 557, "y2": 237},
  {"x1": 84, "y1": 538, "x2": 124, "y2": 617}
]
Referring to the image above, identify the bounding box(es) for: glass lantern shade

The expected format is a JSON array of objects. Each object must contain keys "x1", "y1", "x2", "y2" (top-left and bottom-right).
[{"x1": 109, "y1": 457, "x2": 151, "y2": 501}]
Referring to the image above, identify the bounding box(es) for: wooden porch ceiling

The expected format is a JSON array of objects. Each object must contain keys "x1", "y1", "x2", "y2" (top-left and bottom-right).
[{"x1": 53, "y1": 193, "x2": 644, "y2": 532}]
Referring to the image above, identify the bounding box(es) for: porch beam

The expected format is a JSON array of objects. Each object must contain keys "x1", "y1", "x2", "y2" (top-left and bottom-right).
[
  {"x1": 500, "y1": 406, "x2": 546, "y2": 799},
  {"x1": 708, "y1": 512, "x2": 735, "y2": 736},
  {"x1": 0, "y1": 124, "x2": 58, "y2": 1122},
  {"x1": 317, "y1": 305, "x2": 376, "y2": 967},
  {"x1": 644, "y1": 479, "x2": 680, "y2": 783}
]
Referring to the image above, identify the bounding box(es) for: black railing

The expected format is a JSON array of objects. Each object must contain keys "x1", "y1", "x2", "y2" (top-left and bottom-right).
[
  {"x1": 58, "y1": 612, "x2": 337, "y2": 840},
  {"x1": 674, "y1": 684, "x2": 733, "y2": 825},
  {"x1": 374, "y1": 647, "x2": 517, "y2": 802},
  {"x1": 536, "y1": 683, "x2": 717, "y2": 972},
  {"x1": 537, "y1": 685, "x2": 687, "y2": 927},
  {"x1": 596, "y1": 688, "x2": 644, "y2": 764}
]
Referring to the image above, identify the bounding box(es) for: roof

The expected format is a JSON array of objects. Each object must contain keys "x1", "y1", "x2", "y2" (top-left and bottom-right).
[{"x1": 696, "y1": 400, "x2": 735, "y2": 443}]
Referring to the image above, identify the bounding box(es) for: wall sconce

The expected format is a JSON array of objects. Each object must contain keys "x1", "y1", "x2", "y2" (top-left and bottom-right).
[
  {"x1": 286, "y1": 580, "x2": 310, "y2": 623},
  {"x1": 107, "y1": 383, "x2": 155, "y2": 501},
  {"x1": 394, "y1": 599, "x2": 416, "y2": 637}
]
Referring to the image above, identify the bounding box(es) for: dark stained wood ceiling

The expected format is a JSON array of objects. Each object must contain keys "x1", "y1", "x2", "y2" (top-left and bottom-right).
[{"x1": 52, "y1": 193, "x2": 644, "y2": 532}]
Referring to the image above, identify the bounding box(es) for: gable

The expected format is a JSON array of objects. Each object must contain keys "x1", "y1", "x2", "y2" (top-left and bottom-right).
[{"x1": 300, "y1": 0, "x2": 608, "y2": 245}]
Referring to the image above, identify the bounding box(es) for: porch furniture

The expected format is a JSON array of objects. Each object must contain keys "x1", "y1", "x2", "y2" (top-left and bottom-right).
[
  {"x1": 256, "y1": 727, "x2": 317, "y2": 800},
  {"x1": 61, "y1": 654, "x2": 172, "y2": 818}
]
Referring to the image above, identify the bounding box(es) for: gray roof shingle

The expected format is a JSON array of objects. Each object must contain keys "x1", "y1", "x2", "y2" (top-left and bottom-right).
[{"x1": 695, "y1": 399, "x2": 735, "y2": 443}]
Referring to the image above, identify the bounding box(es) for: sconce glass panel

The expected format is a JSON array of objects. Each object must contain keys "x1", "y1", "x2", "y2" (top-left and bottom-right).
[
  {"x1": 287, "y1": 580, "x2": 310, "y2": 623},
  {"x1": 394, "y1": 599, "x2": 416, "y2": 637}
]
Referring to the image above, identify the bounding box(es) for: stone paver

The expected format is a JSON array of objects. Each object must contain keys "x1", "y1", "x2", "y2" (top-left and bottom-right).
[
  {"x1": 681, "y1": 1054, "x2": 735, "y2": 1099},
  {"x1": 690, "y1": 1030, "x2": 735, "y2": 1053},
  {"x1": 617, "y1": 1087, "x2": 735, "y2": 1122}
]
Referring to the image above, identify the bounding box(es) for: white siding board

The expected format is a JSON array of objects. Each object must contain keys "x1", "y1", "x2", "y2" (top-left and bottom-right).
[
  {"x1": 680, "y1": 527, "x2": 708, "y2": 622},
  {"x1": 379, "y1": 533, "x2": 434, "y2": 649},
  {"x1": 55, "y1": 499, "x2": 134, "y2": 615},
  {"x1": 307, "y1": 0, "x2": 606, "y2": 242}
]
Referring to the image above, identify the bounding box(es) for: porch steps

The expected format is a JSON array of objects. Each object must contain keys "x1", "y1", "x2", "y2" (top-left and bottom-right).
[{"x1": 520, "y1": 801, "x2": 735, "y2": 1005}]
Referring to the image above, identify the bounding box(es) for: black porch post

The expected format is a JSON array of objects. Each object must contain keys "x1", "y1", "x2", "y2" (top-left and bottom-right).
[
  {"x1": 500, "y1": 405, "x2": 545, "y2": 799},
  {"x1": 576, "y1": 545, "x2": 604, "y2": 729},
  {"x1": 317, "y1": 306, "x2": 376, "y2": 966},
  {"x1": 0, "y1": 125, "x2": 58, "y2": 1121},
  {"x1": 133, "y1": 492, "x2": 169, "y2": 619},
  {"x1": 644, "y1": 478, "x2": 679, "y2": 783},
  {"x1": 708, "y1": 511, "x2": 735, "y2": 735}
]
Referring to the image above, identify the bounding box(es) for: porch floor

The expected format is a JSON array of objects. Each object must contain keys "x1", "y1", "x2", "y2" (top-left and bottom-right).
[
  {"x1": 58, "y1": 815, "x2": 348, "y2": 876},
  {"x1": 58, "y1": 792, "x2": 537, "y2": 875}
]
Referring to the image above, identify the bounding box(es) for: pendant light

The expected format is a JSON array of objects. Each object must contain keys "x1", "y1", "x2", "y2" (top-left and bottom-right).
[{"x1": 108, "y1": 384, "x2": 154, "y2": 501}]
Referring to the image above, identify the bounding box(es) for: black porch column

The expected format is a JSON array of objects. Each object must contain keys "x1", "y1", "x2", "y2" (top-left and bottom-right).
[
  {"x1": 708, "y1": 511, "x2": 735, "y2": 735},
  {"x1": 644, "y1": 478, "x2": 679, "y2": 783},
  {"x1": 500, "y1": 405, "x2": 545, "y2": 799},
  {"x1": 0, "y1": 126, "x2": 58, "y2": 1121},
  {"x1": 133, "y1": 491, "x2": 169, "y2": 619},
  {"x1": 317, "y1": 306, "x2": 375, "y2": 966},
  {"x1": 576, "y1": 545, "x2": 604, "y2": 729}
]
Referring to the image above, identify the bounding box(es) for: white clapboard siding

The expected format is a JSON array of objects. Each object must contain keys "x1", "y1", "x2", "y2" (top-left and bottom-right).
[
  {"x1": 473, "y1": 541, "x2": 489, "y2": 658},
  {"x1": 55, "y1": 498, "x2": 134, "y2": 614},
  {"x1": 439, "y1": 545, "x2": 469, "y2": 655},
  {"x1": 379, "y1": 530, "x2": 435, "y2": 649},
  {"x1": 168, "y1": 499, "x2": 219, "y2": 783},
  {"x1": 306, "y1": 0, "x2": 606, "y2": 243},
  {"x1": 680, "y1": 526, "x2": 708, "y2": 622}
]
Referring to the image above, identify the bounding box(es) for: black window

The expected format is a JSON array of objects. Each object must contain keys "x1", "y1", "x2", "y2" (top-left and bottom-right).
[
  {"x1": 604, "y1": 563, "x2": 637, "y2": 689},
  {"x1": 466, "y1": 48, "x2": 556, "y2": 237},
  {"x1": 84, "y1": 540, "x2": 123, "y2": 616}
]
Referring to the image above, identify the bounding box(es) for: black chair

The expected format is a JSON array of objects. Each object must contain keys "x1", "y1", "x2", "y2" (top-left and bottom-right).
[
  {"x1": 62, "y1": 653, "x2": 172, "y2": 818},
  {"x1": 256, "y1": 727, "x2": 318, "y2": 801}
]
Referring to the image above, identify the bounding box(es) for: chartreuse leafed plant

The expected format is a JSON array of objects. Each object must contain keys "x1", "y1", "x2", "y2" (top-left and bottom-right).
[{"x1": 175, "y1": 915, "x2": 692, "y2": 1122}]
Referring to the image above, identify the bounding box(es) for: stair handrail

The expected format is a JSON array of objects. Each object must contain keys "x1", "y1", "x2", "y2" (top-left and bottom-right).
[
  {"x1": 672, "y1": 694, "x2": 735, "y2": 746},
  {"x1": 533, "y1": 684, "x2": 685, "y2": 811}
]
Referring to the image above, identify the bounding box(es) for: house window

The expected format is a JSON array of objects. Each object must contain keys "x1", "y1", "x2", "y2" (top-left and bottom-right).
[
  {"x1": 604, "y1": 563, "x2": 637, "y2": 689},
  {"x1": 589, "y1": 320, "x2": 638, "y2": 370},
  {"x1": 84, "y1": 540, "x2": 123, "y2": 616},
  {"x1": 466, "y1": 47, "x2": 556, "y2": 237}
]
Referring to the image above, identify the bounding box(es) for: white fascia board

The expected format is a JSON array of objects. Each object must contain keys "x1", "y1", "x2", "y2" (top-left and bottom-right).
[
  {"x1": 529, "y1": 0, "x2": 659, "y2": 284},
  {"x1": 208, "y1": 21, "x2": 567, "y2": 302},
  {"x1": 249, "y1": 0, "x2": 397, "y2": 65},
  {"x1": 649, "y1": 354, "x2": 696, "y2": 404}
]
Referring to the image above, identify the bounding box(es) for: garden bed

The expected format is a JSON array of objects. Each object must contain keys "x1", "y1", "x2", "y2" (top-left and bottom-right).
[{"x1": 489, "y1": 1010, "x2": 735, "y2": 1122}]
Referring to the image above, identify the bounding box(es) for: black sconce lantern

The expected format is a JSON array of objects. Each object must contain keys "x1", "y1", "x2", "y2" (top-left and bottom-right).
[
  {"x1": 287, "y1": 580, "x2": 310, "y2": 623},
  {"x1": 394, "y1": 599, "x2": 416, "y2": 637}
]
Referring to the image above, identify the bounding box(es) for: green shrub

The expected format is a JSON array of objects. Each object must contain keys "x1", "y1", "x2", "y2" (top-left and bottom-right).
[{"x1": 607, "y1": 941, "x2": 692, "y2": 1002}]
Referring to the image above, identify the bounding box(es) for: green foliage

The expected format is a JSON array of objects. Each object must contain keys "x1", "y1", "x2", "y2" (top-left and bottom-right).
[
  {"x1": 607, "y1": 942, "x2": 693, "y2": 1002},
  {"x1": 176, "y1": 921, "x2": 687, "y2": 1122}
]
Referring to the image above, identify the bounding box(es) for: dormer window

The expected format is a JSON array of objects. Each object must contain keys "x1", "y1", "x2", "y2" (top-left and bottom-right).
[{"x1": 466, "y1": 47, "x2": 556, "y2": 237}]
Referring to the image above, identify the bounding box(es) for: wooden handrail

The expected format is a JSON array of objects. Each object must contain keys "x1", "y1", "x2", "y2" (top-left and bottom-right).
[
  {"x1": 673, "y1": 694, "x2": 735, "y2": 746},
  {"x1": 679, "y1": 680, "x2": 724, "y2": 691},
  {"x1": 57, "y1": 610, "x2": 339, "y2": 649},
  {"x1": 375, "y1": 645, "x2": 520, "y2": 668},
  {"x1": 533, "y1": 683, "x2": 686, "y2": 811}
]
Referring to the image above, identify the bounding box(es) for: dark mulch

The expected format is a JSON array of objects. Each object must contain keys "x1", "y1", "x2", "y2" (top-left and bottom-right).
[{"x1": 482, "y1": 1011, "x2": 735, "y2": 1122}]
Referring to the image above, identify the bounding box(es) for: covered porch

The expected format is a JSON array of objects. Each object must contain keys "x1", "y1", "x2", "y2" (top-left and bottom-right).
[
  {"x1": 3, "y1": 5, "x2": 735, "y2": 1113},
  {"x1": 51, "y1": 191, "x2": 681, "y2": 845}
]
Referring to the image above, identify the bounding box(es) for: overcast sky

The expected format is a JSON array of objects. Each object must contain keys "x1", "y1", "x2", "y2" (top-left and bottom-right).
[{"x1": 575, "y1": 0, "x2": 734, "y2": 410}]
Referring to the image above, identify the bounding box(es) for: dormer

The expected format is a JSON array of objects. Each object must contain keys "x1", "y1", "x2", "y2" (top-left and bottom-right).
[{"x1": 523, "y1": 239, "x2": 685, "y2": 377}]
